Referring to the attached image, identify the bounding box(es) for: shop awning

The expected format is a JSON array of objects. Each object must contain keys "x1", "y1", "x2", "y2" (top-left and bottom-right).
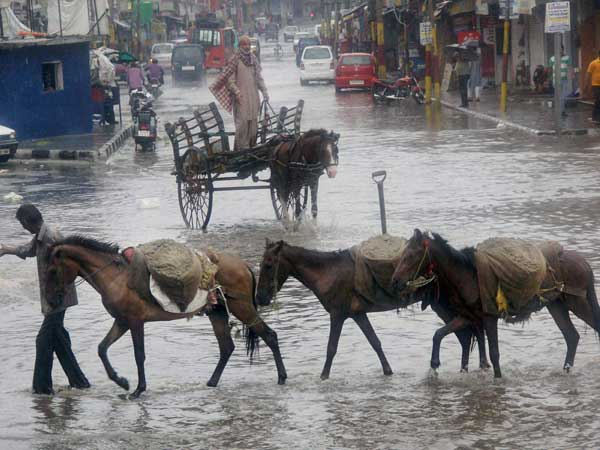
[
  {"x1": 162, "y1": 15, "x2": 184, "y2": 23},
  {"x1": 113, "y1": 18, "x2": 131, "y2": 30}
]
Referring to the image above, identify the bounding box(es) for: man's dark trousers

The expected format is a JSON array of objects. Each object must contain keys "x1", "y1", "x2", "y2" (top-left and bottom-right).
[
  {"x1": 459, "y1": 75, "x2": 470, "y2": 107},
  {"x1": 33, "y1": 310, "x2": 89, "y2": 394},
  {"x1": 593, "y1": 86, "x2": 600, "y2": 122}
]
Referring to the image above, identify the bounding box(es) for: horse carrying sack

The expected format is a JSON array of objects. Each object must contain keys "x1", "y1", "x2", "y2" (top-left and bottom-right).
[
  {"x1": 475, "y1": 238, "x2": 547, "y2": 317},
  {"x1": 352, "y1": 234, "x2": 407, "y2": 305}
]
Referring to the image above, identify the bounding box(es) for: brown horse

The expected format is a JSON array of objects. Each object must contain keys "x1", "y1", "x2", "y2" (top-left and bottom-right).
[
  {"x1": 392, "y1": 229, "x2": 600, "y2": 378},
  {"x1": 44, "y1": 235, "x2": 287, "y2": 398},
  {"x1": 270, "y1": 129, "x2": 339, "y2": 223},
  {"x1": 256, "y1": 239, "x2": 489, "y2": 380}
]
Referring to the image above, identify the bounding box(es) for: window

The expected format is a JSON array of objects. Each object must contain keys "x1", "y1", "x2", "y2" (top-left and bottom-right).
[
  {"x1": 42, "y1": 61, "x2": 64, "y2": 92},
  {"x1": 303, "y1": 47, "x2": 331, "y2": 60},
  {"x1": 342, "y1": 55, "x2": 372, "y2": 65},
  {"x1": 194, "y1": 28, "x2": 220, "y2": 47}
]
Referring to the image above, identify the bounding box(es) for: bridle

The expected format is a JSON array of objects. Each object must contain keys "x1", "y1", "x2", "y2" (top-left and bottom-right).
[
  {"x1": 405, "y1": 239, "x2": 437, "y2": 290},
  {"x1": 322, "y1": 133, "x2": 339, "y2": 169},
  {"x1": 53, "y1": 249, "x2": 122, "y2": 289}
]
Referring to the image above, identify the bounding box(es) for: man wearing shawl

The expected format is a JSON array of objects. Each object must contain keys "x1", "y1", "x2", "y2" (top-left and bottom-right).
[{"x1": 209, "y1": 35, "x2": 269, "y2": 150}]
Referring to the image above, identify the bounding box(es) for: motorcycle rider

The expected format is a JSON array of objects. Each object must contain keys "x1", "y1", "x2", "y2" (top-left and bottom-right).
[
  {"x1": 127, "y1": 61, "x2": 145, "y2": 92},
  {"x1": 145, "y1": 58, "x2": 165, "y2": 86}
]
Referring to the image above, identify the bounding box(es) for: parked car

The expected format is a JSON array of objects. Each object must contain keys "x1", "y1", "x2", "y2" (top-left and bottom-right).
[
  {"x1": 299, "y1": 45, "x2": 334, "y2": 86},
  {"x1": 296, "y1": 36, "x2": 320, "y2": 66},
  {"x1": 0, "y1": 125, "x2": 18, "y2": 163},
  {"x1": 171, "y1": 44, "x2": 205, "y2": 81},
  {"x1": 293, "y1": 31, "x2": 311, "y2": 53},
  {"x1": 151, "y1": 43, "x2": 174, "y2": 69},
  {"x1": 255, "y1": 16, "x2": 268, "y2": 36},
  {"x1": 265, "y1": 23, "x2": 279, "y2": 42},
  {"x1": 334, "y1": 53, "x2": 376, "y2": 92},
  {"x1": 283, "y1": 25, "x2": 298, "y2": 42}
]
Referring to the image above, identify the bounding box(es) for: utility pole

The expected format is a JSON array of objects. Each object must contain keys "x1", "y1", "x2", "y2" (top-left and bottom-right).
[
  {"x1": 375, "y1": 0, "x2": 385, "y2": 78},
  {"x1": 553, "y1": 31, "x2": 562, "y2": 133},
  {"x1": 424, "y1": 0, "x2": 432, "y2": 103},
  {"x1": 500, "y1": 0, "x2": 510, "y2": 113},
  {"x1": 136, "y1": 0, "x2": 141, "y2": 59},
  {"x1": 333, "y1": 0, "x2": 340, "y2": 59}
]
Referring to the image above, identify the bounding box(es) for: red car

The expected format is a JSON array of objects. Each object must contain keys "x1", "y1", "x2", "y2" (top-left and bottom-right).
[{"x1": 335, "y1": 53, "x2": 376, "y2": 92}]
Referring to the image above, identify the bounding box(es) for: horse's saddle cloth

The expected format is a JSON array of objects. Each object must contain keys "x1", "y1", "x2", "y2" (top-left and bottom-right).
[{"x1": 125, "y1": 239, "x2": 218, "y2": 314}]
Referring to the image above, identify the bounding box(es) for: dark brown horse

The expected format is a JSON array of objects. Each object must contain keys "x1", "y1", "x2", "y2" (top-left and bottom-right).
[
  {"x1": 270, "y1": 129, "x2": 339, "y2": 223},
  {"x1": 392, "y1": 229, "x2": 600, "y2": 378},
  {"x1": 256, "y1": 239, "x2": 490, "y2": 380},
  {"x1": 45, "y1": 235, "x2": 287, "y2": 398}
]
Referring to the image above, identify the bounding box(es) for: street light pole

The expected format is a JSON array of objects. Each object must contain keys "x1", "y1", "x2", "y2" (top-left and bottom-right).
[{"x1": 500, "y1": 0, "x2": 510, "y2": 113}]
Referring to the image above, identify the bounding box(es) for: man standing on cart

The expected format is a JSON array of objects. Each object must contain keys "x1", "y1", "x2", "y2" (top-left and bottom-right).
[{"x1": 209, "y1": 35, "x2": 269, "y2": 150}]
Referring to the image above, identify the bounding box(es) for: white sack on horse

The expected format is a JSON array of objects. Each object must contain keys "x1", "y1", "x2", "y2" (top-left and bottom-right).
[
  {"x1": 475, "y1": 238, "x2": 547, "y2": 316},
  {"x1": 352, "y1": 234, "x2": 407, "y2": 305}
]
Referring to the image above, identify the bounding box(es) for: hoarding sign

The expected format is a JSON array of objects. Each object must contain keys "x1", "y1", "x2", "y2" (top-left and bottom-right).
[
  {"x1": 545, "y1": 1, "x2": 570, "y2": 33},
  {"x1": 420, "y1": 21, "x2": 432, "y2": 45}
]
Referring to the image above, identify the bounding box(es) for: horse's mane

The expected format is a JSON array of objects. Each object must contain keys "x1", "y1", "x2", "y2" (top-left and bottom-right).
[
  {"x1": 429, "y1": 232, "x2": 477, "y2": 270},
  {"x1": 298, "y1": 128, "x2": 328, "y2": 144},
  {"x1": 272, "y1": 241, "x2": 350, "y2": 264},
  {"x1": 59, "y1": 235, "x2": 121, "y2": 255}
]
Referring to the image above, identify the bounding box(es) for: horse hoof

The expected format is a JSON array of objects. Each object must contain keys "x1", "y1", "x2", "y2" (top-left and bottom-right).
[
  {"x1": 128, "y1": 390, "x2": 144, "y2": 400},
  {"x1": 206, "y1": 379, "x2": 218, "y2": 388},
  {"x1": 564, "y1": 363, "x2": 572, "y2": 373},
  {"x1": 460, "y1": 367, "x2": 469, "y2": 374},
  {"x1": 480, "y1": 362, "x2": 491, "y2": 370},
  {"x1": 383, "y1": 368, "x2": 393, "y2": 376},
  {"x1": 430, "y1": 361, "x2": 441, "y2": 370},
  {"x1": 428, "y1": 368, "x2": 438, "y2": 378},
  {"x1": 278, "y1": 377, "x2": 286, "y2": 385},
  {"x1": 320, "y1": 374, "x2": 329, "y2": 381},
  {"x1": 117, "y1": 377, "x2": 130, "y2": 391}
]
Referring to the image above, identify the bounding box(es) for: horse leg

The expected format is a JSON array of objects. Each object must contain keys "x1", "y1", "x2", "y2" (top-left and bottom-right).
[
  {"x1": 352, "y1": 313, "x2": 393, "y2": 375},
  {"x1": 98, "y1": 319, "x2": 130, "y2": 391},
  {"x1": 547, "y1": 300, "x2": 579, "y2": 372},
  {"x1": 206, "y1": 308, "x2": 235, "y2": 387},
  {"x1": 483, "y1": 315, "x2": 501, "y2": 378},
  {"x1": 321, "y1": 315, "x2": 346, "y2": 380},
  {"x1": 431, "y1": 316, "x2": 469, "y2": 371},
  {"x1": 473, "y1": 326, "x2": 491, "y2": 370},
  {"x1": 454, "y1": 328, "x2": 474, "y2": 373},
  {"x1": 129, "y1": 321, "x2": 147, "y2": 399},
  {"x1": 310, "y1": 179, "x2": 319, "y2": 219}
]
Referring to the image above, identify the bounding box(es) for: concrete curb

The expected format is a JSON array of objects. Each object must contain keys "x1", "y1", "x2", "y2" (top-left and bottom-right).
[
  {"x1": 440, "y1": 100, "x2": 600, "y2": 137},
  {"x1": 97, "y1": 125, "x2": 133, "y2": 159}
]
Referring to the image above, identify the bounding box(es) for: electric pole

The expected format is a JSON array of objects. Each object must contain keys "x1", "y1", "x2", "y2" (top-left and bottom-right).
[{"x1": 375, "y1": 0, "x2": 385, "y2": 78}]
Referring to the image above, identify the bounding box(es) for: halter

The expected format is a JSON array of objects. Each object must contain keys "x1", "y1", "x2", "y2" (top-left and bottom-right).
[
  {"x1": 72, "y1": 257, "x2": 121, "y2": 288},
  {"x1": 322, "y1": 133, "x2": 340, "y2": 169},
  {"x1": 405, "y1": 239, "x2": 437, "y2": 290}
]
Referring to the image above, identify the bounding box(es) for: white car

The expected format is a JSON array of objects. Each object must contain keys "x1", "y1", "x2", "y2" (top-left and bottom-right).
[
  {"x1": 283, "y1": 25, "x2": 298, "y2": 42},
  {"x1": 293, "y1": 32, "x2": 311, "y2": 52},
  {"x1": 151, "y1": 43, "x2": 174, "y2": 69},
  {"x1": 299, "y1": 45, "x2": 335, "y2": 85},
  {"x1": 0, "y1": 124, "x2": 18, "y2": 163}
]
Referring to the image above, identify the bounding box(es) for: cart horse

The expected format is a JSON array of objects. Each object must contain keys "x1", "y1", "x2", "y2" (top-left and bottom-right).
[{"x1": 165, "y1": 100, "x2": 340, "y2": 230}]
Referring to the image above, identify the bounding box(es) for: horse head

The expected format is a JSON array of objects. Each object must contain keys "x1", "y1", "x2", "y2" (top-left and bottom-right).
[
  {"x1": 256, "y1": 238, "x2": 290, "y2": 306},
  {"x1": 45, "y1": 244, "x2": 79, "y2": 308},
  {"x1": 322, "y1": 130, "x2": 340, "y2": 179},
  {"x1": 391, "y1": 228, "x2": 433, "y2": 293}
]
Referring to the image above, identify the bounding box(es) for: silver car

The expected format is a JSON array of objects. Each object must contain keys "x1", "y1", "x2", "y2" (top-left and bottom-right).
[
  {"x1": 0, "y1": 124, "x2": 18, "y2": 163},
  {"x1": 151, "y1": 43, "x2": 174, "y2": 69}
]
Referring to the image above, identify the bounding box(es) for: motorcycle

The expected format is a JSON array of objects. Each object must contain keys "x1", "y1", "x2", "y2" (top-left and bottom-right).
[
  {"x1": 372, "y1": 75, "x2": 425, "y2": 104},
  {"x1": 129, "y1": 88, "x2": 148, "y2": 119},
  {"x1": 147, "y1": 78, "x2": 162, "y2": 99},
  {"x1": 132, "y1": 94, "x2": 158, "y2": 152}
]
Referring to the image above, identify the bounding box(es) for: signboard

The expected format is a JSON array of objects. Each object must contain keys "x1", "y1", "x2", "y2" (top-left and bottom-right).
[
  {"x1": 419, "y1": 21, "x2": 432, "y2": 45},
  {"x1": 545, "y1": 1, "x2": 570, "y2": 33},
  {"x1": 457, "y1": 30, "x2": 481, "y2": 45},
  {"x1": 483, "y1": 27, "x2": 496, "y2": 45},
  {"x1": 498, "y1": 0, "x2": 519, "y2": 19}
]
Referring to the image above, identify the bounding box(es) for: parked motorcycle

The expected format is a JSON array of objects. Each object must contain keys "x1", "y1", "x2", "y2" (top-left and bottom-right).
[
  {"x1": 132, "y1": 94, "x2": 158, "y2": 152},
  {"x1": 372, "y1": 75, "x2": 425, "y2": 104},
  {"x1": 129, "y1": 88, "x2": 148, "y2": 119}
]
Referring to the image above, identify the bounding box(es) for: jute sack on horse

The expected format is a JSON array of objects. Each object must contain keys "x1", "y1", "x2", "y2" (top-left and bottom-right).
[
  {"x1": 475, "y1": 238, "x2": 547, "y2": 316},
  {"x1": 351, "y1": 234, "x2": 407, "y2": 304},
  {"x1": 127, "y1": 239, "x2": 218, "y2": 313}
]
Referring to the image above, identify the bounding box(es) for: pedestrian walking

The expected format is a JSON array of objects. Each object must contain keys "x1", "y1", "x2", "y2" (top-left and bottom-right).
[
  {"x1": 454, "y1": 52, "x2": 471, "y2": 108},
  {"x1": 586, "y1": 50, "x2": 600, "y2": 123},
  {"x1": 549, "y1": 47, "x2": 571, "y2": 117},
  {"x1": 209, "y1": 35, "x2": 269, "y2": 150},
  {"x1": 0, "y1": 204, "x2": 90, "y2": 395},
  {"x1": 468, "y1": 48, "x2": 482, "y2": 102}
]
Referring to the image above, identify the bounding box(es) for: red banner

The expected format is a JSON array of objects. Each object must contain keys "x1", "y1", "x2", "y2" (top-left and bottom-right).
[{"x1": 457, "y1": 31, "x2": 481, "y2": 45}]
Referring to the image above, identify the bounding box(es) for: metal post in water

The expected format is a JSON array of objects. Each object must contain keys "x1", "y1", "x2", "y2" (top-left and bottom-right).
[{"x1": 371, "y1": 170, "x2": 387, "y2": 235}]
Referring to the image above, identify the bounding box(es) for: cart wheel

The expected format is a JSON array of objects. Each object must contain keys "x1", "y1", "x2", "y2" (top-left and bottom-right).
[
  {"x1": 270, "y1": 185, "x2": 308, "y2": 221},
  {"x1": 177, "y1": 149, "x2": 213, "y2": 230}
]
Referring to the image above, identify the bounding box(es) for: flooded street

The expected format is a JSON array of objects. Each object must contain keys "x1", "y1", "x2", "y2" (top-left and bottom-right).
[{"x1": 2, "y1": 39, "x2": 600, "y2": 449}]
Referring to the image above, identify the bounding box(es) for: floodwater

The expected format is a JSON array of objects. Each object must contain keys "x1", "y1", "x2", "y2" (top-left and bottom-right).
[{"x1": 2, "y1": 38, "x2": 600, "y2": 450}]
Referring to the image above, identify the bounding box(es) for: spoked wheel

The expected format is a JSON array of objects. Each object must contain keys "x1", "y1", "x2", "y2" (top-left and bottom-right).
[
  {"x1": 413, "y1": 90, "x2": 425, "y2": 104},
  {"x1": 270, "y1": 185, "x2": 309, "y2": 221},
  {"x1": 177, "y1": 149, "x2": 213, "y2": 230}
]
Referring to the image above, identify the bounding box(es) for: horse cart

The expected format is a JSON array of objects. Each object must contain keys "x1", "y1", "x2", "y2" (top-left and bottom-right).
[{"x1": 166, "y1": 100, "x2": 318, "y2": 230}]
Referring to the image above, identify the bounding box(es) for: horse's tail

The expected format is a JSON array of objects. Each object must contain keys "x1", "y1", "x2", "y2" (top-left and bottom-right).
[
  {"x1": 243, "y1": 266, "x2": 260, "y2": 361},
  {"x1": 585, "y1": 270, "x2": 600, "y2": 339}
]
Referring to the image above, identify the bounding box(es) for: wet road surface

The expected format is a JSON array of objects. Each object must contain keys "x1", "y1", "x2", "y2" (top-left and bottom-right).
[{"x1": 1, "y1": 38, "x2": 600, "y2": 449}]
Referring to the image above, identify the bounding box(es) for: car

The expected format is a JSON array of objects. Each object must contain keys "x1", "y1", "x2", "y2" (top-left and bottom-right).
[
  {"x1": 171, "y1": 44, "x2": 205, "y2": 81},
  {"x1": 334, "y1": 52, "x2": 376, "y2": 92},
  {"x1": 0, "y1": 125, "x2": 18, "y2": 163},
  {"x1": 151, "y1": 43, "x2": 174, "y2": 69},
  {"x1": 255, "y1": 16, "x2": 268, "y2": 35},
  {"x1": 314, "y1": 24, "x2": 321, "y2": 38},
  {"x1": 283, "y1": 25, "x2": 298, "y2": 42},
  {"x1": 299, "y1": 45, "x2": 335, "y2": 86},
  {"x1": 296, "y1": 36, "x2": 320, "y2": 66},
  {"x1": 293, "y1": 31, "x2": 311, "y2": 53}
]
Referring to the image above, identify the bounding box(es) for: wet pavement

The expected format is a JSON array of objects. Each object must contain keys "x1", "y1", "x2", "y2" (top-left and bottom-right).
[{"x1": 2, "y1": 37, "x2": 600, "y2": 450}]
